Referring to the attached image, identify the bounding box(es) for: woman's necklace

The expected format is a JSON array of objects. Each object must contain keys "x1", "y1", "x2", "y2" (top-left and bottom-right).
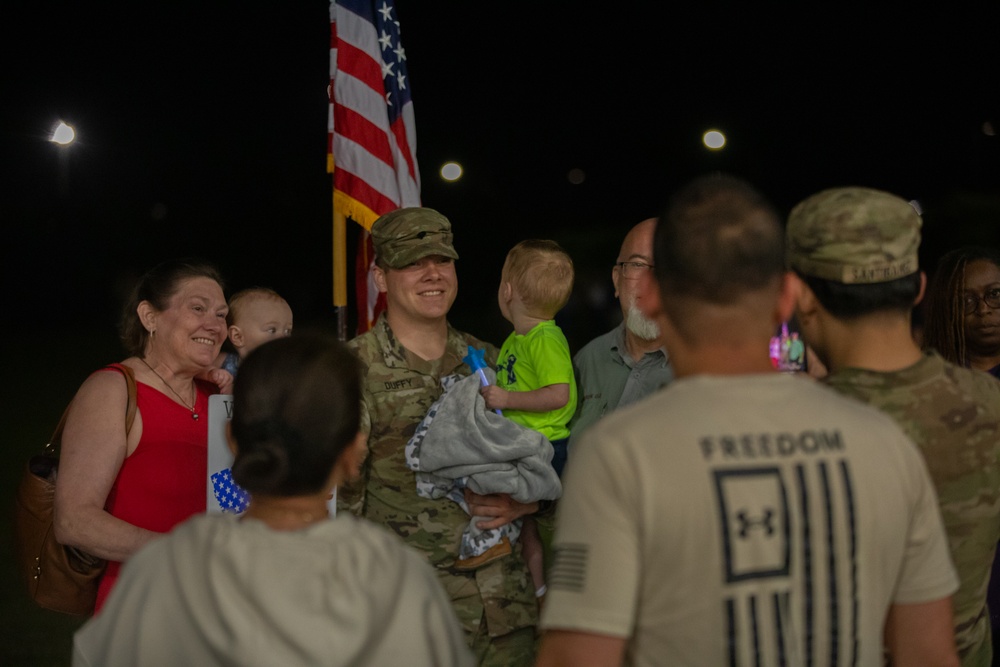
[{"x1": 138, "y1": 357, "x2": 199, "y2": 420}]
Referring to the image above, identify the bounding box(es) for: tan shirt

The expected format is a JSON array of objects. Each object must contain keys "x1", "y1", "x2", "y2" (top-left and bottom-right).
[{"x1": 542, "y1": 372, "x2": 958, "y2": 667}]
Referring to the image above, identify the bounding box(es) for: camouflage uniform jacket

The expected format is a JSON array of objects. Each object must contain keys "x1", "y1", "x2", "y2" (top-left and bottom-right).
[
  {"x1": 825, "y1": 350, "x2": 1000, "y2": 667},
  {"x1": 340, "y1": 313, "x2": 538, "y2": 638}
]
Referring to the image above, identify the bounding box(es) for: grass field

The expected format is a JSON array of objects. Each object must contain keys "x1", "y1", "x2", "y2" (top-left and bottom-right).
[{"x1": 1, "y1": 330, "x2": 123, "y2": 666}]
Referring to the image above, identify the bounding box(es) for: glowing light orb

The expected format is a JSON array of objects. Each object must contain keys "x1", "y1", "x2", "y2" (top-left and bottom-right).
[
  {"x1": 440, "y1": 162, "x2": 463, "y2": 181},
  {"x1": 703, "y1": 130, "x2": 726, "y2": 150},
  {"x1": 51, "y1": 121, "x2": 76, "y2": 145}
]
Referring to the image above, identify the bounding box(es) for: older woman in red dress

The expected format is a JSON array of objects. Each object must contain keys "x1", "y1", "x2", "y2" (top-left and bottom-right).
[{"x1": 54, "y1": 258, "x2": 231, "y2": 612}]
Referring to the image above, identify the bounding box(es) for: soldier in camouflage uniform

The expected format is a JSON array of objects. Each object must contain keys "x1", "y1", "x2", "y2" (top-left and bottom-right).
[
  {"x1": 339, "y1": 207, "x2": 541, "y2": 666},
  {"x1": 787, "y1": 186, "x2": 1000, "y2": 667}
]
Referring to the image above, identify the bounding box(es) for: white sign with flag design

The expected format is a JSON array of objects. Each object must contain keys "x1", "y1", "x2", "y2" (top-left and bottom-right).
[
  {"x1": 207, "y1": 394, "x2": 249, "y2": 514},
  {"x1": 206, "y1": 394, "x2": 337, "y2": 516}
]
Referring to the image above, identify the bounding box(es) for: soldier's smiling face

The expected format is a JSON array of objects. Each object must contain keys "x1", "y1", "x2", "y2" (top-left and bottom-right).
[{"x1": 377, "y1": 254, "x2": 458, "y2": 324}]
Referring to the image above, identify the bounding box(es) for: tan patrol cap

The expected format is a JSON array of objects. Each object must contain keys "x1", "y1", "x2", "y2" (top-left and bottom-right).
[
  {"x1": 786, "y1": 187, "x2": 921, "y2": 284},
  {"x1": 370, "y1": 207, "x2": 459, "y2": 269}
]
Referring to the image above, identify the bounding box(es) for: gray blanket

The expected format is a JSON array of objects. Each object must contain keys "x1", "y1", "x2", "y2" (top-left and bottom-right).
[{"x1": 408, "y1": 370, "x2": 562, "y2": 504}]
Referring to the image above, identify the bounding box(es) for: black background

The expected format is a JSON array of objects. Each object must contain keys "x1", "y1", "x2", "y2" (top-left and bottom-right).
[{"x1": 3, "y1": 2, "x2": 999, "y2": 352}]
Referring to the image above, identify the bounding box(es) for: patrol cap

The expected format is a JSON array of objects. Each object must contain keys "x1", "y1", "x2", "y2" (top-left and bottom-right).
[
  {"x1": 786, "y1": 187, "x2": 921, "y2": 284},
  {"x1": 370, "y1": 207, "x2": 459, "y2": 269}
]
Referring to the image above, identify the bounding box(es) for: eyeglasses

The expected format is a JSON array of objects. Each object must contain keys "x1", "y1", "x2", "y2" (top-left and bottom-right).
[
  {"x1": 616, "y1": 261, "x2": 655, "y2": 279},
  {"x1": 963, "y1": 287, "x2": 1000, "y2": 314}
]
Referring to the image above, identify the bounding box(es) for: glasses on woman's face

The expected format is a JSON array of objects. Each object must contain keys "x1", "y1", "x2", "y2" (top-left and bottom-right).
[
  {"x1": 616, "y1": 261, "x2": 655, "y2": 279},
  {"x1": 963, "y1": 287, "x2": 1000, "y2": 314}
]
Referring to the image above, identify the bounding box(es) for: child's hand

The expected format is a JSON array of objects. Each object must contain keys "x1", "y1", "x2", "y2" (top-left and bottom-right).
[
  {"x1": 480, "y1": 385, "x2": 508, "y2": 411},
  {"x1": 201, "y1": 368, "x2": 234, "y2": 394}
]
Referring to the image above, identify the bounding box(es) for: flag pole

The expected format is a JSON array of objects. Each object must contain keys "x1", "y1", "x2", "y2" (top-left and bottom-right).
[{"x1": 333, "y1": 202, "x2": 348, "y2": 342}]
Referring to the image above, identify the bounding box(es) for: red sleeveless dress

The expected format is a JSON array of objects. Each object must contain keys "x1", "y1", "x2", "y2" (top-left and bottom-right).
[{"x1": 95, "y1": 366, "x2": 216, "y2": 612}]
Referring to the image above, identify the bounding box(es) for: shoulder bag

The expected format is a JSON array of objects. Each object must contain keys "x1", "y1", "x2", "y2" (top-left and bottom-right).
[{"x1": 12, "y1": 363, "x2": 137, "y2": 616}]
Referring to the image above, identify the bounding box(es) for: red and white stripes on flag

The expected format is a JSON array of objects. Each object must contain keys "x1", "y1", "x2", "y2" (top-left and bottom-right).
[
  {"x1": 329, "y1": 0, "x2": 420, "y2": 333},
  {"x1": 354, "y1": 229, "x2": 386, "y2": 337}
]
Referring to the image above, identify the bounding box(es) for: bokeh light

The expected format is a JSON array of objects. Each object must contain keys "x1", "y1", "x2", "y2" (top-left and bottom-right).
[
  {"x1": 440, "y1": 161, "x2": 463, "y2": 181},
  {"x1": 703, "y1": 129, "x2": 725, "y2": 150}
]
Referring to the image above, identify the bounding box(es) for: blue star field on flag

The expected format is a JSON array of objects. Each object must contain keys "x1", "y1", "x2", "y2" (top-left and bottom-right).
[{"x1": 211, "y1": 468, "x2": 251, "y2": 514}]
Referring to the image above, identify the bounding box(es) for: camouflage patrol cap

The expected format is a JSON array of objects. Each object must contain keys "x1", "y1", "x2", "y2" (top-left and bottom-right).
[
  {"x1": 370, "y1": 207, "x2": 459, "y2": 269},
  {"x1": 786, "y1": 187, "x2": 921, "y2": 284}
]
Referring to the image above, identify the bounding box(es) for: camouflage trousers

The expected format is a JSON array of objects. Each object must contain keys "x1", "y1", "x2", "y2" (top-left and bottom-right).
[{"x1": 467, "y1": 621, "x2": 537, "y2": 667}]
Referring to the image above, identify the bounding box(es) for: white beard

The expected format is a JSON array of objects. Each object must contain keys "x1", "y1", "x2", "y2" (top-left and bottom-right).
[{"x1": 625, "y1": 303, "x2": 660, "y2": 341}]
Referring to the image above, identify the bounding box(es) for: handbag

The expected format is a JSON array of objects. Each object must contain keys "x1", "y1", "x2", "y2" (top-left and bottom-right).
[{"x1": 12, "y1": 363, "x2": 137, "y2": 616}]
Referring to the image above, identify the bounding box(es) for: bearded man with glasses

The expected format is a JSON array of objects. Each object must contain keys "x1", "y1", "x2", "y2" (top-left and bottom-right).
[{"x1": 566, "y1": 218, "x2": 674, "y2": 455}]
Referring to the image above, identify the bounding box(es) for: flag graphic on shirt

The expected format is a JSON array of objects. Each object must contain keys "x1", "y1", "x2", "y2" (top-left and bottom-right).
[
  {"x1": 211, "y1": 468, "x2": 251, "y2": 514},
  {"x1": 328, "y1": 0, "x2": 420, "y2": 332}
]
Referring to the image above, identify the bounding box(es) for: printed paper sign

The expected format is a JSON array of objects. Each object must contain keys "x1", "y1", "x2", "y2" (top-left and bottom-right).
[
  {"x1": 207, "y1": 394, "x2": 248, "y2": 514},
  {"x1": 206, "y1": 394, "x2": 337, "y2": 517}
]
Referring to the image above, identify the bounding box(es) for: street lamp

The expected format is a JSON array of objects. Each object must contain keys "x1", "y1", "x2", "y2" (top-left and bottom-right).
[{"x1": 50, "y1": 121, "x2": 76, "y2": 146}]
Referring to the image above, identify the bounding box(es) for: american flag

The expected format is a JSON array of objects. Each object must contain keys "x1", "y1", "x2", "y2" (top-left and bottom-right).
[
  {"x1": 354, "y1": 228, "x2": 385, "y2": 333},
  {"x1": 211, "y1": 468, "x2": 251, "y2": 514},
  {"x1": 329, "y1": 0, "x2": 420, "y2": 332}
]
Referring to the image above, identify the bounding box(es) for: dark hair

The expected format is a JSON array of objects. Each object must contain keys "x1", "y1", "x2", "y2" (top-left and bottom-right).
[
  {"x1": 654, "y1": 173, "x2": 784, "y2": 304},
  {"x1": 119, "y1": 258, "x2": 226, "y2": 356},
  {"x1": 230, "y1": 332, "x2": 362, "y2": 497},
  {"x1": 923, "y1": 245, "x2": 1000, "y2": 366},
  {"x1": 797, "y1": 272, "x2": 922, "y2": 319}
]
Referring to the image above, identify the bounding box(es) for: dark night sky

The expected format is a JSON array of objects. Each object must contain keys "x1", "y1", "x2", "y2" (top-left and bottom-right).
[{"x1": 3, "y1": 2, "x2": 999, "y2": 352}]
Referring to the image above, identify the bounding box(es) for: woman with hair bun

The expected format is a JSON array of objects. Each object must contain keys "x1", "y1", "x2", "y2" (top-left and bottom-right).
[{"x1": 73, "y1": 333, "x2": 473, "y2": 667}]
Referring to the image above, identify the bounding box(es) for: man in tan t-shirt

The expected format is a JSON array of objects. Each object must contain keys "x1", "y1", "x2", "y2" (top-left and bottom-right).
[{"x1": 537, "y1": 174, "x2": 960, "y2": 667}]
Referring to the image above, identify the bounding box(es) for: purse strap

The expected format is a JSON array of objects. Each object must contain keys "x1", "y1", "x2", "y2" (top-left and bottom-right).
[{"x1": 45, "y1": 364, "x2": 139, "y2": 456}]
